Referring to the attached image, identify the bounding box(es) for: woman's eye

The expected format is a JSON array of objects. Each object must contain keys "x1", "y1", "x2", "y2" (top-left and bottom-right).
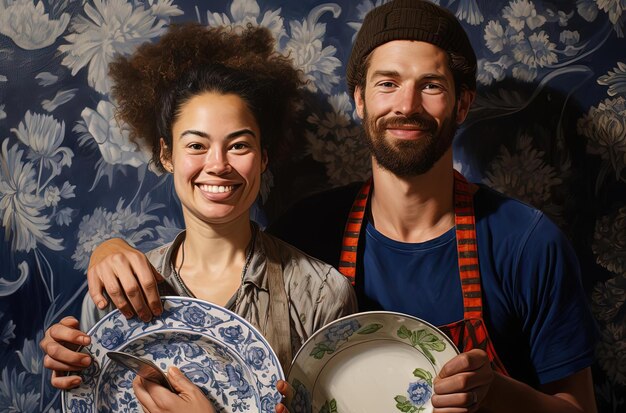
[
  {"x1": 188, "y1": 143, "x2": 204, "y2": 150},
  {"x1": 231, "y1": 142, "x2": 249, "y2": 151}
]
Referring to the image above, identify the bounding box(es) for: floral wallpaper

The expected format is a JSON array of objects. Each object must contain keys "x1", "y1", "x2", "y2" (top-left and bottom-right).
[{"x1": 0, "y1": 0, "x2": 624, "y2": 411}]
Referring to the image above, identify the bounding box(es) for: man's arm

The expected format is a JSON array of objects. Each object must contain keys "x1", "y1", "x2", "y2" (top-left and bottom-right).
[
  {"x1": 482, "y1": 368, "x2": 596, "y2": 413},
  {"x1": 87, "y1": 238, "x2": 164, "y2": 321},
  {"x1": 432, "y1": 351, "x2": 596, "y2": 413}
]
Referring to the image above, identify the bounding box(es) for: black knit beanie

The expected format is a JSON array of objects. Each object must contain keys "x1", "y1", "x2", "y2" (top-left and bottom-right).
[{"x1": 346, "y1": 0, "x2": 477, "y2": 97}]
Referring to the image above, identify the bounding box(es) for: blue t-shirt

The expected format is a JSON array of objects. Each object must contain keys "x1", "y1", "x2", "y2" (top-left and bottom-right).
[{"x1": 363, "y1": 185, "x2": 597, "y2": 387}]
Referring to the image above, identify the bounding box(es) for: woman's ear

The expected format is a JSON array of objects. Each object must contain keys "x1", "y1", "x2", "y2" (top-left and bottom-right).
[
  {"x1": 159, "y1": 138, "x2": 173, "y2": 173},
  {"x1": 261, "y1": 149, "x2": 268, "y2": 173}
]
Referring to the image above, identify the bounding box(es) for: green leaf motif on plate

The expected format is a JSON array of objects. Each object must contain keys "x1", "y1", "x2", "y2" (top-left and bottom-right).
[
  {"x1": 397, "y1": 325, "x2": 446, "y2": 365},
  {"x1": 319, "y1": 398, "x2": 338, "y2": 413},
  {"x1": 356, "y1": 323, "x2": 383, "y2": 334},
  {"x1": 394, "y1": 395, "x2": 424, "y2": 413},
  {"x1": 412, "y1": 368, "x2": 433, "y2": 385}
]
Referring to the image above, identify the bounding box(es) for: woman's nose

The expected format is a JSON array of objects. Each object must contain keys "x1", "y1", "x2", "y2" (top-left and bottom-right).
[{"x1": 204, "y1": 150, "x2": 231, "y2": 175}]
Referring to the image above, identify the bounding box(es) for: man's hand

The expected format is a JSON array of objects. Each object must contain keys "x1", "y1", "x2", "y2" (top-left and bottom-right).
[
  {"x1": 39, "y1": 316, "x2": 92, "y2": 389},
  {"x1": 132, "y1": 366, "x2": 216, "y2": 413},
  {"x1": 431, "y1": 349, "x2": 494, "y2": 412},
  {"x1": 87, "y1": 238, "x2": 164, "y2": 321}
]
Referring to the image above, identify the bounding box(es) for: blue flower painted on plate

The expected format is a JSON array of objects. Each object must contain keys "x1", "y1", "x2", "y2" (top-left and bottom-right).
[
  {"x1": 219, "y1": 325, "x2": 245, "y2": 345},
  {"x1": 69, "y1": 399, "x2": 89, "y2": 413},
  {"x1": 246, "y1": 346, "x2": 267, "y2": 370},
  {"x1": 225, "y1": 364, "x2": 253, "y2": 399},
  {"x1": 309, "y1": 320, "x2": 382, "y2": 359},
  {"x1": 100, "y1": 327, "x2": 125, "y2": 349},
  {"x1": 260, "y1": 392, "x2": 282, "y2": 413},
  {"x1": 182, "y1": 306, "x2": 207, "y2": 327},
  {"x1": 394, "y1": 368, "x2": 434, "y2": 412},
  {"x1": 407, "y1": 380, "x2": 432, "y2": 406}
]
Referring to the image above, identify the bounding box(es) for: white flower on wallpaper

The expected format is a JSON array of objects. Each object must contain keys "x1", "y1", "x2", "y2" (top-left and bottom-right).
[
  {"x1": 0, "y1": 368, "x2": 39, "y2": 413},
  {"x1": 598, "y1": 61, "x2": 626, "y2": 96},
  {"x1": 41, "y1": 88, "x2": 78, "y2": 112},
  {"x1": 148, "y1": 0, "x2": 184, "y2": 19},
  {"x1": 35, "y1": 72, "x2": 58, "y2": 87},
  {"x1": 0, "y1": 105, "x2": 5, "y2": 121},
  {"x1": 16, "y1": 333, "x2": 43, "y2": 375},
  {"x1": 454, "y1": 0, "x2": 484, "y2": 25},
  {"x1": 482, "y1": 133, "x2": 564, "y2": 216},
  {"x1": 596, "y1": 322, "x2": 626, "y2": 385},
  {"x1": 0, "y1": 262, "x2": 29, "y2": 297},
  {"x1": 0, "y1": 141, "x2": 63, "y2": 252},
  {"x1": 80, "y1": 100, "x2": 151, "y2": 168},
  {"x1": 502, "y1": 0, "x2": 546, "y2": 31},
  {"x1": 72, "y1": 195, "x2": 162, "y2": 270},
  {"x1": 577, "y1": 96, "x2": 626, "y2": 180},
  {"x1": 479, "y1": 0, "x2": 574, "y2": 84},
  {"x1": 58, "y1": 0, "x2": 179, "y2": 94},
  {"x1": 284, "y1": 4, "x2": 342, "y2": 94},
  {"x1": 593, "y1": 206, "x2": 626, "y2": 275},
  {"x1": 11, "y1": 111, "x2": 73, "y2": 187},
  {"x1": 0, "y1": 0, "x2": 70, "y2": 50},
  {"x1": 205, "y1": 0, "x2": 286, "y2": 42}
]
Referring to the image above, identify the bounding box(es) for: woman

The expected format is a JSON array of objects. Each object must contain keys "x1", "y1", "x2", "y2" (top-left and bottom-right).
[{"x1": 39, "y1": 23, "x2": 356, "y2": 412}]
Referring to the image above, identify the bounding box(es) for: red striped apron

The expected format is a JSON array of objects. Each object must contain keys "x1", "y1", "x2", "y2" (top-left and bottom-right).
[{"x1": 338, "y1": 171, "x2": 508, "y2": 375}]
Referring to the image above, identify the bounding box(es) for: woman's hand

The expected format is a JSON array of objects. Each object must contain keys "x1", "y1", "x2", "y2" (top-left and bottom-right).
[
  {"x1": 39, "y1": 316, "x2": 92, "y2": 389},
  {"x1": 87, "y1": 238, "x2": 164, "y2": 322},
  {"x1": 431, "y1": 349, "x2": 494, "y2": 412},
  {"x1": 132, "y1": 366, "x2": 216, "y2": 413}
]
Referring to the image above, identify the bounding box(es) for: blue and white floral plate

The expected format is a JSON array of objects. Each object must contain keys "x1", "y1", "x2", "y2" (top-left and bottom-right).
[
  {"x1": 63, "y1": 296, "x2": 283, "y2": 413},
  {"x1": 287, "y1": 311, "x2": 459, "y2": 413}
]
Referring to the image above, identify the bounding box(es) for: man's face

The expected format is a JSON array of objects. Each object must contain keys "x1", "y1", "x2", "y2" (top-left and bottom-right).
[{"x1": 354, "y1": 40, "x2": 473, "y2": 177}]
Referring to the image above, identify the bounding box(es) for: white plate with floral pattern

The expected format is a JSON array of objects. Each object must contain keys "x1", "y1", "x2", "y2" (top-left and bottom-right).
[
  {"x1": 63, "y1": 296, "x2": 283, "y2": 413},
  {"x1": 287, "y1": 311, "x2": 459, "y2": 413}
]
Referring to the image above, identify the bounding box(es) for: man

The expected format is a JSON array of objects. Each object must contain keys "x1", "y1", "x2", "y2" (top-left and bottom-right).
[{"x1": 51, "y1": 1, "x2": 597, "y2": 411}]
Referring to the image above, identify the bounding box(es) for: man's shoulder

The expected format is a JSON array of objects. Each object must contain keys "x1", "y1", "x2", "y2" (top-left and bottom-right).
[{"x1": 268, "y1": 182, "x2": 364, "y2": 267}]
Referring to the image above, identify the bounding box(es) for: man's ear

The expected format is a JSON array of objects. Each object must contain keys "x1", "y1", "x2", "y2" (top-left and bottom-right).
[
  {"x1": 455, "y1": 88, "x2": 476, "y2": 125},
  {"x1": 159, "y1": 138, "x2": 173, "y2": 172},
  {"x1": 354, "y1": 86, "x2": 365, "y2": 120}
]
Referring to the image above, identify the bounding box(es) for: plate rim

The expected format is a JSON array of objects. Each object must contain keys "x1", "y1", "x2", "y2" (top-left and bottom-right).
[{"x1": 62, "y1": 295, "x2": 284, "y2": 413}]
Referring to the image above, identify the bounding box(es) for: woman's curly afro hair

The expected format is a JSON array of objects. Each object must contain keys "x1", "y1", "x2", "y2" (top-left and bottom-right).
[{"x1": 109, "y1": 23, "x2": 304, "y2": 172}]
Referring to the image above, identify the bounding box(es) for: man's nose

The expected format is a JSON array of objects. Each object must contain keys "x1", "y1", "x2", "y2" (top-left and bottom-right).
[{"x1": 395, "y1": 86, "x2": 423, "y2": 117}]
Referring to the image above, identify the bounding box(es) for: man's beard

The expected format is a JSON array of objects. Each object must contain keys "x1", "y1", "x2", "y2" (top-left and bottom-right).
[{"x1": 363, "y1": 105, "x2": 458, "y2": 177}]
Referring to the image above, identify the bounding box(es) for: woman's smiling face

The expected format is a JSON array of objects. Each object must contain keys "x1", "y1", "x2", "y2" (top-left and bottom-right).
[{"x1": 161, "y1": 92, "x2": 267, "y2": 227}]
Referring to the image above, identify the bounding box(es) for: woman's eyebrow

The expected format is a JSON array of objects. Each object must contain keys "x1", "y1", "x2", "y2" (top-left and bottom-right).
[{"x1": 179, "y1": 128, "x2": 257, "y2": 139}]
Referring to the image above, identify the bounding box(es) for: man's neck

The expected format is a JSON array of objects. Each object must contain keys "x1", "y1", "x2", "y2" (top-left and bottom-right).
[{"x1": 369, "y1": 153, "x2": 455, "y2": 243}]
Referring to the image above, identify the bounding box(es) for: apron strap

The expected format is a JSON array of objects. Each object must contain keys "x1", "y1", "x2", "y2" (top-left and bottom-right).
[
  {"x1": 338, "y1": 178, "x2": 372, "y2": 285},
  {"x1": 453, "y1": 171, "x2": 483, "y2": 319},
  {"x1": 263, "y1": 249, "x2": 293, "y2": 373}
]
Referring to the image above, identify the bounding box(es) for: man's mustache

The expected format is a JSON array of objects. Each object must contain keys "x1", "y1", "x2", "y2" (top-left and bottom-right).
[{"x1": 379, "y1": 115, "x2": 437, "y2": 131}]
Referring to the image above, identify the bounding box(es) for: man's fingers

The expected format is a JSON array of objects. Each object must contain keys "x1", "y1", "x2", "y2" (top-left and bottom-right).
[
  {"x1": 437, "y1": 349, "x2": 489, "y2": 379},
  {"x1": 87, "y1": 266, "x2": 109, "y2": 310}
]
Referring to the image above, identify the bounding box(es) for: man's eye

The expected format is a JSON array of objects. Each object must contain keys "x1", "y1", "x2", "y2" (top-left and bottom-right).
[
  {"x1": 423, "y1": 83, "x2": 445, "y2": 95},
  {"x1": 379, "y1": 81, "x2": 396, "y2": 88}
]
